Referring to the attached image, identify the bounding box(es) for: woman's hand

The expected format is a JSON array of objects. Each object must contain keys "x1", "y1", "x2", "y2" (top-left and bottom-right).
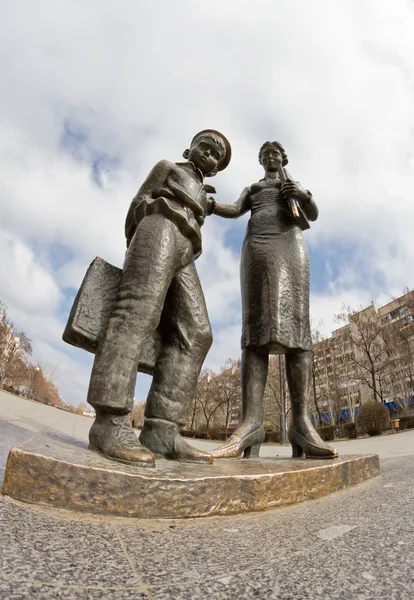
[
  {"x1": 281, "y1": 181, "x2": 310, "y2": 206},
  {"x1": 206, "y1": 197, "x2": 217, "y2": 216}
]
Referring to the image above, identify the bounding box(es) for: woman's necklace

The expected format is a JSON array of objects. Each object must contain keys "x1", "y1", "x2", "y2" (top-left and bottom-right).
[{"x1": 263, "y1": 174, "x2": 279, "y2": 184}]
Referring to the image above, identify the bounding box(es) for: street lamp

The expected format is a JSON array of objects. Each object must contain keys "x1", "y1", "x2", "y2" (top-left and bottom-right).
[
  {"x1": 279, "y1": 354, "x2": 286, "y2": 445},
  {"x1": 31, "y1": 365, "x2": 41, "y2": 399},
  {"x1": 0, "y1": 336, "x2": 20, "y2": 386}
]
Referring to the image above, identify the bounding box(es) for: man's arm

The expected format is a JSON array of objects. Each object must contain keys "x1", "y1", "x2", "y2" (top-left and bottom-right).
[{"x1": 125, "y1": 160, "x2": 172, "y2": 244}]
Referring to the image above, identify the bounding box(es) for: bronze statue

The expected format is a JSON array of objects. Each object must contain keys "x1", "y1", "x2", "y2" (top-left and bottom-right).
[
  {"x1": 210, "y1": 141, "x2": 338, "y2": 460},
  {"x1": 84, "y1": 130, "x2": 231, "y2": 466}
]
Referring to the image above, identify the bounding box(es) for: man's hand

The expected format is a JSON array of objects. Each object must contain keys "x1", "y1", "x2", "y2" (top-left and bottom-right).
[{"x1": 281, "y1": 181, "x2": 310, "y2": 206}]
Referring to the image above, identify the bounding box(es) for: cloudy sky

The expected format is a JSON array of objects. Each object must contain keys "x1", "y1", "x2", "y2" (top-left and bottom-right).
[{"x1": 1, "y1": 0, "x2": 414, "y2": 407}]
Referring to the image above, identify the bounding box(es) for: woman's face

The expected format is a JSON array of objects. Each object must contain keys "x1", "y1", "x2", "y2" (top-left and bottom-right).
[{"x1": 260, "y1": 145, "x2": 282, "y2": 173}]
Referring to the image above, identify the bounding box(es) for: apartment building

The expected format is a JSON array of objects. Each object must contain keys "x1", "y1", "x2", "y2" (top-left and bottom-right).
[{"x1": 313, "y1": 291, "x2": 414, "y2": 420}]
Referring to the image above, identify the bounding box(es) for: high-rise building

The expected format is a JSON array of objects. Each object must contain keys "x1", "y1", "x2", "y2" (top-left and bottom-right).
[{"x1": 312, "y1": 291, "x2": 414, "y2": 421}]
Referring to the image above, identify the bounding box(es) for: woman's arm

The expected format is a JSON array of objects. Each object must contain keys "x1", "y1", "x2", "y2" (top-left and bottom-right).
[
  {"x1": 280, "y1": 181, "x2": 319, "y2": 222},
  {"x1": 212, "y1": 187, "x2": 251, "y2": 219}
]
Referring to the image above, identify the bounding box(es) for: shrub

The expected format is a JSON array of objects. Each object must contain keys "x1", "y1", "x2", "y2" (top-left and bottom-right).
[
  {"x1": 343, "y1": 421, "x2": 357, "y2": 439},
  {"x1": 317, "y1": 425, "x2": 336, "y2": 441},
  {"x1": 180, "y1": 429, "x2": 209, "y2": 440},
  {"x1": 208, "y1": 427, "x2": 228, "y2": 441},
  {"x1": 399, "y1": 415, "x2": 414, "y2": 430},
  {"x1": 265, "y1": 430, "x2": 280, "y2": 443},
  {"x1": 356, "y1": 401, "x2": 389, "y2": 436},
  {"x1": 2, "y1": 384, "x2": 21, "y2": 396}
]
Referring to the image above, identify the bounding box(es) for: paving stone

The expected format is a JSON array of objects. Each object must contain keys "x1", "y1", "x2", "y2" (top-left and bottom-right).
[
  {"x1": 149, "y1": 565, "x2": 413, "y2": 600},
  {"x1": 0, "y1": 498, "x2": 138, "y2": 588},
  {"x1": 1, "y1": 411, "x2": 414, "y2": 599},
  {"x1": 0, "y1": 421, "x2": 33, "y2": 484},
  {"x1": 117, "y1": 456, "x2": 414, "y2": 595},
  {"x1": 0, "y1": 579, "x2": 148, "y2": 600}
]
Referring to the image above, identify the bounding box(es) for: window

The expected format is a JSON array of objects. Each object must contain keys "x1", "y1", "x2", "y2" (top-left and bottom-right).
[{"x1": 389, "y1": 306, "x2": 407, "y2": 321}]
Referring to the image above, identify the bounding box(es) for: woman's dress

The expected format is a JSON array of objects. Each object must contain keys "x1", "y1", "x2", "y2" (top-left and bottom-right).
[{"x1": 240, "y1": 180, "x2": 313, "y2": 353}]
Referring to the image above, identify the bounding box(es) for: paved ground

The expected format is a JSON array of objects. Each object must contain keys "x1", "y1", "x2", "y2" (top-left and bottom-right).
[
  {"x1": 1, "y1": 390, "x2": 414, "y2": 599},
  {"x1": 1, "y1": 390, "x2": 413, "y2": 458}
]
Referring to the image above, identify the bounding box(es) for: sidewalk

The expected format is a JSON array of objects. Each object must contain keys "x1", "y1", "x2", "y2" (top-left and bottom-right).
[
  {"x1": 1, "y1": 389, "x2": 414, "y2": 599},
  {"x1": 2, "y1": 389, "x2": 414, "y2": 459}
]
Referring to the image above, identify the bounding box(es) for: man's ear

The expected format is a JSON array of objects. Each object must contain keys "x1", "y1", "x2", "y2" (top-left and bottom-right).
[{"x1": 182, "y1": 149, "x2": 190, "y2": 159}]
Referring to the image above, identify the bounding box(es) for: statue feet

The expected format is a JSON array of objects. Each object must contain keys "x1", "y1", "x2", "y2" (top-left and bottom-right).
[
  {"x1": 211, "y1": 423, "x2": 265, "y2": 459},
  {"x1": 289, "y1": 417, "x2": 338, "y2": 459},
  {"x1": 89, "y1": 413, "x2": 155, "y2": 467},
  {"x1": 139, "y1": 418, "x2": 213, "y2": 464}
]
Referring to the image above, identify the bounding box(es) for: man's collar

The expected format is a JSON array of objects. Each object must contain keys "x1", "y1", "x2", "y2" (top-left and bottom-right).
[{"x1": 175, "y1": 161, "x2": 204, "y2": 181}]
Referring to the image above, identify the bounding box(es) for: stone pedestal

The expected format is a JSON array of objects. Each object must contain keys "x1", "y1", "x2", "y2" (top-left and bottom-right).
[{"x1": 2, "y1": 432, "x2": 380, "y2": 519}]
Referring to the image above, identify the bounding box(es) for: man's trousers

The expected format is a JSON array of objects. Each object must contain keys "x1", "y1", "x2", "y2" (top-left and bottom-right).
[{"x1": 87, "y1": 213, "x2": 212, "y2": 426}]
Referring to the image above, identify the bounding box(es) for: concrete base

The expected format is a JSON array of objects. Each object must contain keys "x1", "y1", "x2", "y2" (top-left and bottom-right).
[{"x1": 1, "y1": 432, "x2": 380, "y2": 519}]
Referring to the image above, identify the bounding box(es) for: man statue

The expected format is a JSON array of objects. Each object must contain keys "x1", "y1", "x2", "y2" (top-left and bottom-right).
[{"x1": 86, "y1": 130, "x2": 231, "y2": 466}]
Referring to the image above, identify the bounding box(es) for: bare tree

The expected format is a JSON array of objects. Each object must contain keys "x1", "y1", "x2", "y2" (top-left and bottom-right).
[
  {"x1": 0, "y1": 301, "x2": 64, "y2": 406},
  {"x1": 38, "y1": 361, "x2": 59, "y2": 381},
  {"x1": 188, "y1": 384, "x2": 203, "y2": 430},
  {"x1": 30, "y1": 369, "x2": 61, "y2": 406},
  {"x1": 335, "y1": 304, "x2": 393, "y2": 403},
  {"x1": 263, "y1": 356, "x2": 290, "y2": 433},
  {"x1": 0, "y1": 305, "x2": 33, "y2": 389},
  {"x1": 214, "y1": 359, "x2": 241, "y2": 429},
  {"x1": 131, "y1": 402, "x2": 146, "y2": 428},
  {"x1": 195, "y1": 370, "x2": 228, "y2": 434},
  {"x1": 311, "y1": 322, "x2": 330, "y2": 426}
]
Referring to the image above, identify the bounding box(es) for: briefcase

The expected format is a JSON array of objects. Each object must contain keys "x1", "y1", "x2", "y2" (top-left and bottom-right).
[{"x1": 62, "y1": 257, "x2": 161, "y2": 375}]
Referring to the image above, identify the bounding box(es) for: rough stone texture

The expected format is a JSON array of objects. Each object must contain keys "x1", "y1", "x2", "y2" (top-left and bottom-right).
[
  {"x1": 0, "y1": 582, "x2": 147, "y2": 600},
  {"x1": 1, "y1": 421, "x2": 413, "y2": 599},
  {"x1": 0, "y1": 499, "x2": 138, "y2": 589},
  {"x1": 2, "y1": 431, "x2": 379, "y2": 518}
]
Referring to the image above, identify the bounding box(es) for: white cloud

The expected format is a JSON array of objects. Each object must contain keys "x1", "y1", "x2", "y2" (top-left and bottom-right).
[
  {"x1": 0, "y1": 231, "x2": 61, "y2": 315},
  {"x1": 1, "y1": 0, "x2": 414, "y2": 406}
]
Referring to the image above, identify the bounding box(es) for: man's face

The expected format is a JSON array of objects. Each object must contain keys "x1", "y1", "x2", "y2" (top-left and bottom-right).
[
  {"x1": 188, "y1": 136, "x2": 224, "y2": 175},
  {"x1": 260, "y1": 146, "x2": 282, "y2": 173}
]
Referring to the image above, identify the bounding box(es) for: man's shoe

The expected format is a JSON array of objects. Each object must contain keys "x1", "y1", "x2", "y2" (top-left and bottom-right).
[
  {"x1": 140, "y1": 418, "x2": 213, "y2": 464},
  {"x1": 89, "y1": 413, "x2": 155, "y2": 467}
]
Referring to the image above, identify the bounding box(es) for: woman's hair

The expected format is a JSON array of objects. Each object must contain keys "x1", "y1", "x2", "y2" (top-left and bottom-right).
[{"x1": 258, "y1": 141, "x2": 288, "y2": 167}]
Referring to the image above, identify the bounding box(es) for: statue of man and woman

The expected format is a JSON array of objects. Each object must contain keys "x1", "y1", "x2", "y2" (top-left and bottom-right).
[{"x1": 74, "y1": 129, "x2": 337, "y2": 467}]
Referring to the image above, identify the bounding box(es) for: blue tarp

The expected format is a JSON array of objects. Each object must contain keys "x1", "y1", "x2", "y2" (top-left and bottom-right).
[{"x1": 313, "y1": 395, "x2": 414, "y2": 424}]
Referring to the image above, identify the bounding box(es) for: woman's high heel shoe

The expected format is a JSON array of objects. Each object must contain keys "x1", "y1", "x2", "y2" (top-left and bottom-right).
[
  {"x1": 288, "y1": 427, "x2": 338, "y2": 459},
  {"x1": 211, "y1": 426, "x2": 265, "y2": 459}
]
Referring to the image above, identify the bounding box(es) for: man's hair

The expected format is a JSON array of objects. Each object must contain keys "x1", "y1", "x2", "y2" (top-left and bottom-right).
[{"x1": 258, "y1": 141, "x2": 289, "y2": 167}]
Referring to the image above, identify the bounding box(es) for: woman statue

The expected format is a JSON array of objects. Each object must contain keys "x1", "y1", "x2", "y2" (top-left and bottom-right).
[{"x1": 210, "y1": 141, "x2": 338, "y2": 459}]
